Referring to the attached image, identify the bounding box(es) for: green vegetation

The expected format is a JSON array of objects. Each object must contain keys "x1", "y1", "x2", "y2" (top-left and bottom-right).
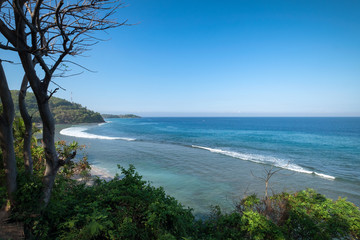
[
  {"x1": 199, "y1": 190, "x2": 360, "y2": 239},
  {"x1": 10, "y1": 90, "x2": 104, "y2": 124},
  {"x1": 1, "y1": 121, "x2": 360, "y2": 239},
  {"x1": 102, "y1": 114, "x2": 141, "y2": 119},
  {"x1": 21, "y1": 166, "x2": 194, "y2": 239},
  {"x1": 4, "y1": 170, "x2": 360, "y2": 239}
]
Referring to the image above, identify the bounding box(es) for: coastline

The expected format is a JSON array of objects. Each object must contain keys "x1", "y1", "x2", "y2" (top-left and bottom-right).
[
  {"x1": 90, "y1": 165, "x2": 114, "y2": 181},
  {"x1": 72, "y1": 165, "x2": 114, "y2": 186},
  {"x1": 56, "y1": 119, "x2": 360, "y2": 212},
  {"x1": 56, "y1": 124, "x2": 115, "y2": 184}
]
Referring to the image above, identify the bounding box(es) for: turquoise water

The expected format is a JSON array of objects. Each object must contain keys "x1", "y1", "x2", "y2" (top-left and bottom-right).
[{"x1": 58, "y1": 117, "x2": 360, "y2": 214}]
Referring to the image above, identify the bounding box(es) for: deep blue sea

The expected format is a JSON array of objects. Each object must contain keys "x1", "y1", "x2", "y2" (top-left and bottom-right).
[{"x1": 58, "y1": 117, "x2": 360, "y2": 214}]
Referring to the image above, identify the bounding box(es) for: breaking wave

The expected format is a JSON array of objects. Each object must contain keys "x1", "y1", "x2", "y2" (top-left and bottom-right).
[
  {"x1": 192, "y1": 145, "x2": 335, "y2": 180},
  {"x1": 60, "y1": 126, "x2": 135, "y2": 141}
]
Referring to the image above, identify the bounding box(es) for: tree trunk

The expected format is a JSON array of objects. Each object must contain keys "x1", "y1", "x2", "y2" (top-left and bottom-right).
[
  {"x1": 38, "y1": 99, "x2": 58, "y2": 205},
  {"x1": 18, "y1": 53, "x2": 59, "y2": 206},
  {"x1": 19, "y1": 75, "x2": 33, "y2": 174},
  {"x1": 0, "y1": 60, "x2": 17, "y2": 205}
]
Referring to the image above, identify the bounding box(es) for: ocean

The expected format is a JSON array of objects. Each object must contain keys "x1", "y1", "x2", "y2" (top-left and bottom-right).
[{"x1": 58, "y1": 117, "x2": 360, "y2": 215}]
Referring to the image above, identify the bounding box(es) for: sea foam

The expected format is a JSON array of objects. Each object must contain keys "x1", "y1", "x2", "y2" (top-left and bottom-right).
[
  {"x1": 60, "y1": 126, "x2": 135, "y2": 141},
  {"x1": 192, "y1": 145, "x2": 335, "y2": 180}
]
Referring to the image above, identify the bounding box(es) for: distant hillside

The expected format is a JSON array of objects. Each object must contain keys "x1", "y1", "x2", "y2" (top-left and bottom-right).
[
  {"x1": 9, "y1": 90, "x2": 104, "y2": 124},
  {"x1": 102, "y1": 114, "x2": 141, "y2": 119}
]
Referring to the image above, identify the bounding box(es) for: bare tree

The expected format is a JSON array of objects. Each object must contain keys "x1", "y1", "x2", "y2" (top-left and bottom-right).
[
  {"x1": 251, "y1": 165, "x2": 284, "y2": 200},
  {"x1": 0, "y1": 60, "x2": 17, "y2": 205},
  {"x1": 0, "y1": 0, "x2": 125, "y2": 205},
  {"x1": 248, "y1": 164, "x2": 292, "y2": 225}
]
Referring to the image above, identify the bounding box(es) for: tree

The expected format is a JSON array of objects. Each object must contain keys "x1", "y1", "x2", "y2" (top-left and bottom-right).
[
  {"x1": 0, "y1": 60, "x2": 17, "y2": 205},
  {"x1": 0, "y1": 0, "x2": 125, "y2": 205}
]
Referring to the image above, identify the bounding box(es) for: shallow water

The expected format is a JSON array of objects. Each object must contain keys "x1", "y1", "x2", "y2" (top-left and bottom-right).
[{"x1": 57, "y1": 117, "x2": 360, "y2": 214}]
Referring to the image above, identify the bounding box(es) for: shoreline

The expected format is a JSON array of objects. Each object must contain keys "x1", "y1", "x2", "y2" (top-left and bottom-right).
[
  {"x1": 56, "y1": 120, "x2": 360, "y2": 211},
  {"x1": 72, "y1": 165, "x2": 114, "y2": 186},
  {"x1": 90, "y1": 165, "x2": 114, "y2": 181}
]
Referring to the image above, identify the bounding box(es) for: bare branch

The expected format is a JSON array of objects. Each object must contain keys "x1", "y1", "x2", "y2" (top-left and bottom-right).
[
  {"x1": 62, "y1": 60, "x2": 97, "y2": 73},
  {"x1": 0, "y1": 58, "x2": 20, "y2": 64},
  {"x1": 0, "y1": 19, "x2": 17, "y2": 46},
  {"x1": 251, "y1": 163, "x2": 287, "y2": 199},
  {"x1": 47, "y1": 87, "x2": 59, "y2": 100},
  {"x1": 53, "y1": 71, "x2": 84, "y2": 78},
  {"x1": 13, "y1": 0, "x2": 37, "y2": 33},
  {"x1": 50, "y1": 80, "x2": 66, "y2": 91},
  {"x1": 0, "y1": 42, "x2": 24, "y2": 51}
]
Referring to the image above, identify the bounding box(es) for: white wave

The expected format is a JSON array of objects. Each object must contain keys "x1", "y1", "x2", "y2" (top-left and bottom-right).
[
  {"x1": 60, "y1": 126, "x2": 135, "y2": 141},
  {"x1": 192, "y1": 145, "x2": 335, "y2": 180},
  {"x1": 314, "y1": 172, "x2": 336, "y2": 180}
]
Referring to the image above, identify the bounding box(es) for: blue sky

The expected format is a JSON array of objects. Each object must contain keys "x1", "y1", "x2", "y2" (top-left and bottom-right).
[{"x1": 4, "y1": 0, "x2": 360, "y2": 116}]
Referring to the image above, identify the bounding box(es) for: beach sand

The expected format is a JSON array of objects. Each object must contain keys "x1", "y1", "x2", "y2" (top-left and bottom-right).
[
  {"x1": 90, "y1": 165, "x2": 114, "y2": 181},
  {"x1": 72, "y1": 165, "x2": 114, "y2": 186}
]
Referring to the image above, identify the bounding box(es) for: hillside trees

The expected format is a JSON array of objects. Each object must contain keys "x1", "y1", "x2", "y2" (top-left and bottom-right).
[
  {"x1": 0, "y1": 0, "x2": 125, "y2": 206},
  {"x1": 10, "y1": 90, "x2": 105, "y2": 124}
]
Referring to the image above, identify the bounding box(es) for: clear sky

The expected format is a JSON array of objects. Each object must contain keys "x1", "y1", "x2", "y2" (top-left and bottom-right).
[{"x1": 4, "y1": 0, "x2": 360, "y2": 116}]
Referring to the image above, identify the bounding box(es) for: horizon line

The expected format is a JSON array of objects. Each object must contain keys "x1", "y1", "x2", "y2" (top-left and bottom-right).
[{"x1": 100, "y1": 113, "x2": 360, "y2": 118}]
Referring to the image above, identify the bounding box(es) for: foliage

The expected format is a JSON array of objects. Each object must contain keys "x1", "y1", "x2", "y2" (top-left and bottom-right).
[
  {"x1": 282, "y1": 189, "x2": 360, "y2": 239},
  {"x1": 27, "y1": 165, "x2": 194, "y2": 240},
  {"x1": 4, "y1": 158, "x2": 360, "y2": 239},
  {"x1": 197, "y1": 189, "x2": 360, "y2": 240},
  {"x1": 56, "y1": 140, "x2": 91, "y2": 179},
  {"x1": 197, "y1": 205, "x2": 283, "y2": 239},
  {"x1": 9, "y1": 90, "x2": 104, "y2": 124},
  {"x1": 11, "y1": 169, "x2": 43, "y2": 222},
  {"x1": 0, "y1": 118, "x2": 91, "y2": 210},
  {"x1": 12, "y1": 117, "x2": 42, "y2": 169}
]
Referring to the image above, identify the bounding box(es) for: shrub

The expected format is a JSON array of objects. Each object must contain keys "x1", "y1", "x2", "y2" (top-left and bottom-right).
[
  {"x1": 197, "y1": 189, "x2": 360, "y2": 240},
  {"x1": 28, "y1": 165, "x2": 195, "y2": 240},
  {"x1": 283, "y1": 189, "x2": 360, "y2": 239}
]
